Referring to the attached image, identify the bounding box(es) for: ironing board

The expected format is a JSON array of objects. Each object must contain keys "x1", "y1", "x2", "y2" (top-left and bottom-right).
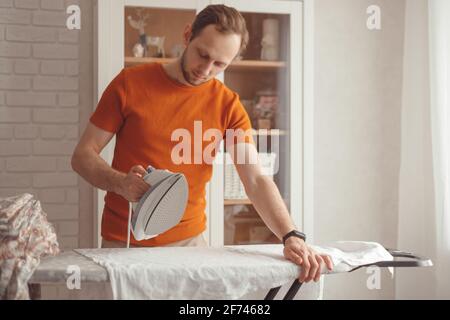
[
  {"x1": 264, "y1": 248, "x2": 432, "y2": 300},
  {"x1": 28, "y1": 250, "x2": 109, "y2": 300},
  {"x1": 28, "y1": 246, "x2": 432, "y2": 300}
]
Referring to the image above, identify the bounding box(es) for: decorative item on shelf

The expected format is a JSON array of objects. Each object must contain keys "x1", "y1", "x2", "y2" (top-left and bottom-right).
[
  {"x1": 252, "y1": 90, "x2": 278, "y2": 130},
  {"x1": 224, "y1": 152, "x2": 277, "y2": 200},
  {"x1": 257, "y1": 119, "x2": 271, "y2": 131},
  {"x1": 146, "y1": 36, "x2": 166, "y2": 58},
  {"x1": 132, "y1": 43, "x2": 145, "y2": 58},
  {"x1": 127, "y1": 9, "x2": 150, "y2": 57},
  {"x1": 127, "y1": 9, "x2": 166, "y2": 58},
  {"x1": 224, "y1": 152, "x2": 247, "y2": 200},
  {"x1": 260, "y1": 18, "x2": 279, "y2": 61},
  {"x1": 240, "y1": 99, "x2": 254, "y2": 119},
  {"x1": 171, "y1": 44, "x2": 184, "y2": 58}
]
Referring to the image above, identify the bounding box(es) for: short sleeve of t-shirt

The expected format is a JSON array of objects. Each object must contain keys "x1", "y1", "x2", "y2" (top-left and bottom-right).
[
  {"x1": 90, "y1": 69, "x2": 127, "y2": 133},
  {"x1": 224, "y1": 93, "x2": 255, "y2": 149}
]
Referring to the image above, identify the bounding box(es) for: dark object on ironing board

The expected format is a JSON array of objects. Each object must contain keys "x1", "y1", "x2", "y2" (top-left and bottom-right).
[{"x1": 264, "y1": 248, "x2": 433, "y2": 300}]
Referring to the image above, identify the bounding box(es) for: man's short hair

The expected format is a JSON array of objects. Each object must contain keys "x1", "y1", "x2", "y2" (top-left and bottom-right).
[{"x1": 190, "y1": 4, "x2": 249, "y2": 57}]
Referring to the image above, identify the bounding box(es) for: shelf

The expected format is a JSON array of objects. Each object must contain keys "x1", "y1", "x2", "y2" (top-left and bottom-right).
[
  {"x1": 124, "y1": 57, "x2": 286, "y2": 69},
  {"x1": 229, "y1": 59, "x2": 287, "y2": 70},
  {"x1": 224, "y1": 199, "x2": 252, "y2": 206},
  {"x1": 251, "y1": 129, "x2": 287, "y2": 136},
  {"x1": 125, "y1": 57, "x2": 173, "y2": 66},
  {"x1": 225, "y1": 198, "x2": 289, "y2": 206},
  {"x1": 229, "y1": 216, "x2": 263, "y2": 224}
]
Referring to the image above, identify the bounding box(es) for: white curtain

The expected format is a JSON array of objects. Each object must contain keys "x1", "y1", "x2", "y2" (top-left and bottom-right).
[
  {"x1": 428, "y1": 0, "x2": 450, "y2": 299},
  {"x1": 397, "y1": 0, "x2": 450, "y2": 299}
]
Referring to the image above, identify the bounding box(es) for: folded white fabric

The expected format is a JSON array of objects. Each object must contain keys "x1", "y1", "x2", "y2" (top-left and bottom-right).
[
  {"x1": 309, "y1": 241, "x2": 394, "y2": 273},
  {"x1": 75, "y1": 241, "x2": 392, "y2": 300}
]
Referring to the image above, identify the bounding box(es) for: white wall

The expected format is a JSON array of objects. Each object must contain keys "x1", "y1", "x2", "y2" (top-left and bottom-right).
[
  {"x1": 313, "y1": 0, "x2": 406, "y2": 299},
  {"x1": 396, "y1": 0, "x2": 436, "y2": 299}
]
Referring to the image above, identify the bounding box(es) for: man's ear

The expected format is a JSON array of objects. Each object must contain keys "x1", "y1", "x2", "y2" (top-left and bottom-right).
[{"x1": 183, "y1": 24, "x2": 192, "y2": 46}]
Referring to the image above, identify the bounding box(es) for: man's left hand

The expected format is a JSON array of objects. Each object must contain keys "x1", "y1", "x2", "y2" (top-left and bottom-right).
[{"x1": 283, "y1": 237, "x2": 334, "y2": 283}]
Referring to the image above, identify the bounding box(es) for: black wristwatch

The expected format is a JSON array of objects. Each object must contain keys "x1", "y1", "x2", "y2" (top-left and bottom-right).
[{"x1": 282, "y1": 230, "x2": 306, "y2": 246}]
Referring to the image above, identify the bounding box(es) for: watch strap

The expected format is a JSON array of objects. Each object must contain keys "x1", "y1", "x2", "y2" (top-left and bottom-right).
[{"x1": 282, "y1": 230, "x2": 306, "y2": 245}]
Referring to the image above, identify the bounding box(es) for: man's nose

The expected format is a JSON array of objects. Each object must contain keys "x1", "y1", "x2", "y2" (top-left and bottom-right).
[{"x1": 199, "y1": 61, "x2": 214, "y2": 76}]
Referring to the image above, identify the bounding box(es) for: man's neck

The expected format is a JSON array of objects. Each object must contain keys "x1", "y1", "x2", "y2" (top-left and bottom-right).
[{"x1": 162, "y1": 59, "x2": 193, "y2": 87}]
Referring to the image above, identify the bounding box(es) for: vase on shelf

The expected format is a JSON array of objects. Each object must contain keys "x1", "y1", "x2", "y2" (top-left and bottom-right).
[{"x1": 260, "y1": 18, "x2": 279, "y2": 61}]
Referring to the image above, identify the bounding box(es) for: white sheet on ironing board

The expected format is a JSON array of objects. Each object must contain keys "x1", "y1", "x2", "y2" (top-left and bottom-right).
[{"x1": 74, "y1": 241, "x2": 393, "y2": 300}]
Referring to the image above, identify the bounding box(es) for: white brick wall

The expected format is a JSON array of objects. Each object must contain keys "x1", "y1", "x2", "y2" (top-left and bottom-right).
[
  {"x1": 0, "y1": 1, "x2": 14, "y2": 9},
  {"x1": 40, "y1": 0, "x2": 64, "y2": 11},
  {"x1": 0, "y1": 0, "x2": 82, "y2": 251},
  {"x1": 15, "y1": 0, "x2": 40, "y2": 10}
]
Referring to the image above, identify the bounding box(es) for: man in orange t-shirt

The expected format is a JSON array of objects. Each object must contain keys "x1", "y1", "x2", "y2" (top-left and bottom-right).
[{"x1": 72, "y1": 5, "x2": 332, "y2": 283}]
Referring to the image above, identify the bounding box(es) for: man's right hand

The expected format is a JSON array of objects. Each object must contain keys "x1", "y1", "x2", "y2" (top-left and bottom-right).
[{"x1": 116, "y1": 165, "x2": 151, "y2": 202}]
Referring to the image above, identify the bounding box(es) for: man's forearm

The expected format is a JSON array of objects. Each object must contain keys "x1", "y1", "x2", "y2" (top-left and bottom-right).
[
  {"x1": 71, "y1": 149, "x2": 125, "y2": 194},
  {"x1": 247, "y1": 175, "x2": 297, "y2": 240}
]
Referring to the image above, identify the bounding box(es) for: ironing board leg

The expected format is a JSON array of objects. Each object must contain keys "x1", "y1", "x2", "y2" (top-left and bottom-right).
[
  {"x1": 264, "y1": 286, "x2": 281, "y2": 300},
  {"x1": 283, "y1": 280, "x2": 303, "y2": 300},
  {"x1": 28, "y1": 283, "x2": 41, "y2": 300},
  {"x1": 264, "y1": 280, "x2": 304, "y2": 300}
]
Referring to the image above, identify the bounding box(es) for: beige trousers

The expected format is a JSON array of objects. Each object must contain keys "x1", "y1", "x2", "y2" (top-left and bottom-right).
[{"x1": 101, "y1": 233, "x2": 208, "y2": 248}]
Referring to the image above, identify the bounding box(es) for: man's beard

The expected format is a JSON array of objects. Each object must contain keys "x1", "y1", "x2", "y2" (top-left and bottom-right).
[
  {"x1": 180, "y1": 50, "x2": 207, "y2": 86},
  {"x1": 180, "y1": 51, "x2": 196, "y2": 86}
]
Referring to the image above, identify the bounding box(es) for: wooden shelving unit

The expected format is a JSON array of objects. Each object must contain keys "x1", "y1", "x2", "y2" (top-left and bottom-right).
[
  {"x1": 124, "y1": 57, "x2": 286, "y2": 70},
  {"x1": 109, "y1": 2, "x2": 303, "y2": 247}
]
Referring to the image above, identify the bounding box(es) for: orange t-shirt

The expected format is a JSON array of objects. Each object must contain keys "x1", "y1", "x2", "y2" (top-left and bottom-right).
[{"x1": 90, "y1": 63, "x2": 254, "y2": 246}]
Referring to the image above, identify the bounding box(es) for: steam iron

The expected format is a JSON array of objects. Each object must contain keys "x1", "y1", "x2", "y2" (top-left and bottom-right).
[{"x1": 126, "y1": 165, "x2": 188, "y2": 247}]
